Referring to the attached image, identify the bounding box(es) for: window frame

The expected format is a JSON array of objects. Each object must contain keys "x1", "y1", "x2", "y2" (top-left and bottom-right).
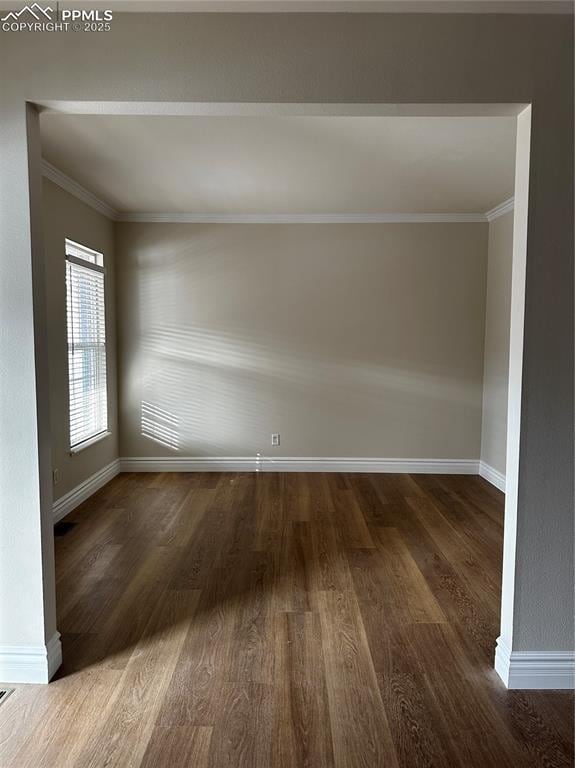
[{"x1": 65, "y1": 238, "x2": 110, "y2": 454}]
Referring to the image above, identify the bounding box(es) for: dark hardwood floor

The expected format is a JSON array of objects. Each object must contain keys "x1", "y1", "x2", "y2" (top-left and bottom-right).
[{"x1": 1, "y1": 472, "x2": 573, "y2": 767}]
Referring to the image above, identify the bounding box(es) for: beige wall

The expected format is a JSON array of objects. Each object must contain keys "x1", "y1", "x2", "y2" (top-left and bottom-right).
[
  {"x1": 116, "y1": 222, "x2": 487, "y2": 459},
  {"x1": 42, "y1": 179, "x2": 119, "y2": 500},
  {"x1": 481, "y1": 211, "x2": 513, "y2": 477}
]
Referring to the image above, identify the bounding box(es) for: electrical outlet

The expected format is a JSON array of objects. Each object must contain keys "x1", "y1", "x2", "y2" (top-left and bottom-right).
[
  {"x1": 53, "y1": 468, "x2": 59, "y2": 485},
  {"x1": 271, "y1": 433, "x2": 280, "y2": 447}
]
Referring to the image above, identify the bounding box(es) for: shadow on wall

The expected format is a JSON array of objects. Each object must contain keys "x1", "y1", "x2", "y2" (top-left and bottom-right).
[
  {"x1": 136, "y1": 325, "x2": 482, "y2": 456},
  {"x1": 141, "y1": 399, "x2": 180, "y2": 450},
  {"x1": 119, "y1": 224, "x2": 486, "y2": 457}
]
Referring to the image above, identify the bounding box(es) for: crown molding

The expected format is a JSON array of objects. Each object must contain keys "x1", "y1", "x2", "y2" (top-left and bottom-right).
[
  {"x1": 116, "y1": 211, "x2": 487, "y2": 223},
  {"x1": 41, "y1": 160, "x2": 120, "y2": 220},
  {"x1": 486, "y1": 197, "x2": 514, "y2": 221},
  {"x1": 42, "y1": 159, "x2": 513, "y2": 225}
]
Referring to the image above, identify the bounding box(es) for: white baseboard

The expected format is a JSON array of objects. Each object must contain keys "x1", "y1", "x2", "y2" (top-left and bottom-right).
[
  {"x1": 495, "y1": 636, "x2": 575, "y2": 690},
  {"x1": 52, "y1": 459, "x2": 121, "y2": 523},
  {"x1": 0, "y1": 632, "x2": 62, "y2": 684},
  {"x1": 51, "y1": 455, "x2": 480, "y2": 520},
  {"x1": 120, "y1": 456, "x2": 480, "y2": 474},
  {"x1": 479, "y1": 460, "x2": 506, "y2": 492}
]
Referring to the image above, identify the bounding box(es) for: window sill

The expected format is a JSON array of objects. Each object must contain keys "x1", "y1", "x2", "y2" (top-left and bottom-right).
[{"x1": 70, "y1": 431, "x2": 111, "y2": 455}]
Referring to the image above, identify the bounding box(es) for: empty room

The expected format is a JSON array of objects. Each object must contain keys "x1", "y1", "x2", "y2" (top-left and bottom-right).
[{"x1": 0, "y1": 5, "x2": 573, "y2": 768}]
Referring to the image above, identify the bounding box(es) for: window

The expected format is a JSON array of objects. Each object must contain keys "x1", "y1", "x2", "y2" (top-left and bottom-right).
[{"x1": 65, "y1": 239, "x2": 108, "y2": 451}]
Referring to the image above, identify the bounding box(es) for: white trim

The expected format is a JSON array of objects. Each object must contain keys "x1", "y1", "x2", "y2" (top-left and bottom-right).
[
  {"x1": 41, "y1": 160, "x2": 501, "y2": 225},
  {"x1": 495, "y1": 636, "x2": 513, "y2": 685},
  {"x1": 495, "y1": 637, "x2": 575, "y2": 690},
  {"x1": 115, "y1": 211, "x2": 487, "y2": 224},
  {"x1": 41, "y1": 160, "x2": 517, "y2": 226},
  {"x1": 41, "y1": 160, "x2": 119, "y2": 220},
  {"x1": 479, "y1": 461, "x2": 506, "y2": 492},
  {"x1": 486, "y1": 197, "x2": 514, "y2": 222},
  {"x1": 0, "y1": 632, "x2": 62, "y2": 684},
  {"x1": 120, "y1": 456, "x2": 479, "y2": 473},
  {"x1": 52, "y1": 458, "x2": 121, "y2": 523},
  {"x1": 499, "y1": 108, "x2": 531, "y2": 673},
  {"x1": 65, "y1": 238, "x2": 104, "y2": 268},
  {"x1": 70, "y1": 430, "x2": 112, "y2": 455},
  {"x1": 50, "y1": 455, "x2": 479, "y2": 522},
  {"x1": 36, "y1": 103, "x2": 527, "y2": 118}
]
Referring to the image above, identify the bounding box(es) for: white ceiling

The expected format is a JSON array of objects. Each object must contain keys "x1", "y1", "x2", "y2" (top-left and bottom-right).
[{"x1": 40, "y1": 115, "x2": 516, "y2": 215}]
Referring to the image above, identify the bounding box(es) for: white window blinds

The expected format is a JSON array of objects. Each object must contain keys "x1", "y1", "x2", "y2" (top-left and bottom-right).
[{"x1": 65, "y1": 239, "x2": 108, "y2": 450}]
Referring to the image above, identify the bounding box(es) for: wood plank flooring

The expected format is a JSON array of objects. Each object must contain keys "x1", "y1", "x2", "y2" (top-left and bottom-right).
[{"x1": 1, "y1": 472, "x2": 573, "y2": 767}]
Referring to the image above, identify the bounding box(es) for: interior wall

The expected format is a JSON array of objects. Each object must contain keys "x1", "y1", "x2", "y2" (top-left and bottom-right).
[
  {"x1": 42, "y1": 178, "x2": 119, "y2": 500},
  {"x1": 1, "y1": 12, "x2": 572, "y2": 668},
  {"x1": 116, "y1": 221, "x2": 487, "y2": 459},
  {"x1": 481, "y1": 211, "x2": 513, "y2": 478}
]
